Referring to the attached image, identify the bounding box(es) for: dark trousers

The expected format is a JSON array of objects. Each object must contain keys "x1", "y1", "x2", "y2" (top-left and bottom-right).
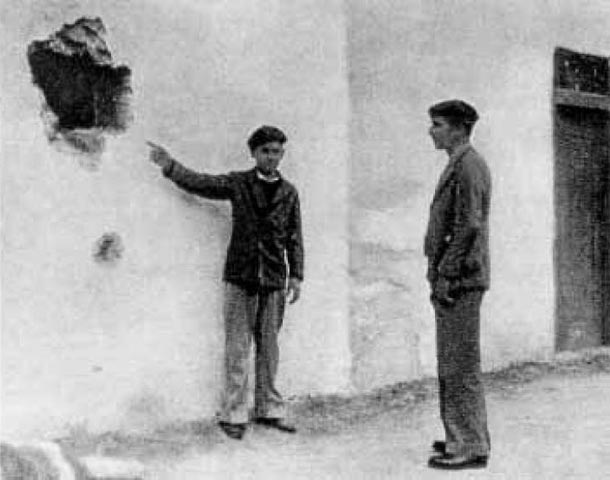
[{"x1": 433, "y1": 289, "x2": 490, "y2": 457}]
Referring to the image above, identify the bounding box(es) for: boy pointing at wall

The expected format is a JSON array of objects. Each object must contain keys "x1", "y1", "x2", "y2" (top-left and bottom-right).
[{"x1": 148, "y1": 126, "x2": 303, "y2": 440}]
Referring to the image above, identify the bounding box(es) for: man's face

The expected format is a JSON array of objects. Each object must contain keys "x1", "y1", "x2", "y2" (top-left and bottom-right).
[
  {"x1": 252, "y1": 141, "x2": 285, "y2": 175},
  {"x1": 428, "y1": 116, "x2": 463, "y2": 151}
]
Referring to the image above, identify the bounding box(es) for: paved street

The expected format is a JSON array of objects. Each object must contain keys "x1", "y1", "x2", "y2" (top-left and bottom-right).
[{"x1": 142, "y1": 366, "x2": 610, "y2": 479}]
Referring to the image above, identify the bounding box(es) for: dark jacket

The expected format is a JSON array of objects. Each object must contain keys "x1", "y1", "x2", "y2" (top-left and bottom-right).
[
  {"x1": 424, "y1": 145, "x2": 491, "y2": 291},
  {"x1": 163, "y1": 161, "x2": 304, "y2": 290}
]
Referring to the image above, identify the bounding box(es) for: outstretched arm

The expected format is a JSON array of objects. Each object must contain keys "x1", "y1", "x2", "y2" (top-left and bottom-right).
[{"x1": 147, "y1": 141, "x2": 233, "y2": 200}]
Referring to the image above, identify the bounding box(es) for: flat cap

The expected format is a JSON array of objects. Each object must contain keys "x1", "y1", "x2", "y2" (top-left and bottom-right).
[{"x1": 428, "y1": 99, "x2": 479, "y2": 125}]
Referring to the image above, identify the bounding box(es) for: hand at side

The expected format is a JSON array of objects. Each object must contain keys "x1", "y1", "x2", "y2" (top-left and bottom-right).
[
  {"x1": 433, "y1": 277, "x2": 455, "y2": 307},
  {"x1": 286, "y1": 278, "x2": 301, "y2": 304}
]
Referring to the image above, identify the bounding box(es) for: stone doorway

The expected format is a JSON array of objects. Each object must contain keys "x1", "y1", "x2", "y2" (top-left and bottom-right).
[{"x1": 554, "y1": 47, "x2": 610, "y2": 350}]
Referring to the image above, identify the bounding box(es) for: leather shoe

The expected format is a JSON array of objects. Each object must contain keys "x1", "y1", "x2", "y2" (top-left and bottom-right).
[
  {"x1": 253, "y1": 417, "x2": 297, "y2": 433},
  {"x1": 218, "y1": 421, "x2": 246, "y2": 440},
  {"x1": 428, "y1": 453, "x2": 488, "y2": 470},
  {"x1": 432, "y1": 440, "x2": 446, "y2": 454}
]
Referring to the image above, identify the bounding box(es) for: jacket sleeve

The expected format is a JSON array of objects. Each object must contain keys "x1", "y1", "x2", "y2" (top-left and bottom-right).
[
  {"x1": 163, "y1": 159, "x2": 233, "y2": 200},
  {"x1": 437, "y1": 163, "x2": 483, "y2": 279},
  {"x1": 286, "y1": 193, "x2": 304, "y2": 281}
]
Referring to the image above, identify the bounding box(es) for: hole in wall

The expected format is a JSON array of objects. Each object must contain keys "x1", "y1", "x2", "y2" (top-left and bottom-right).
[
  {"x1": 93, "y1": 232, "x2": 124, "y2": 264},
  {"x1": 27, "y1": 17, "x2": 132, "y2": 158}
]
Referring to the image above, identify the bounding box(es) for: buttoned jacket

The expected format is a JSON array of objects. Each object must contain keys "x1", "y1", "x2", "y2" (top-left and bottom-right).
[
  {"x1": 163, "y1": 161, "x2": 304, "y2": 290},
  {"x1": 424, "y1": 145, "x2": 491, "y2": 291}
]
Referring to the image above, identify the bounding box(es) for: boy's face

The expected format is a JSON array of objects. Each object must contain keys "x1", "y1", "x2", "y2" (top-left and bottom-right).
[
  {"x1": 428, "y1": 116, "x2": 465, "y2": 151},
  {"x1": 252, "y1": 141, "x2": 285, "y2": 175}
]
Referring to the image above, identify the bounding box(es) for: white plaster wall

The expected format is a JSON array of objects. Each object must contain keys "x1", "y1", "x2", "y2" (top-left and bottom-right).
[
  {"x1": 348, "y1": 0, "x2": 610, "y2": 388},
  {"x1": 1, "y1": 0, "x2": 350, "y2": 439}
]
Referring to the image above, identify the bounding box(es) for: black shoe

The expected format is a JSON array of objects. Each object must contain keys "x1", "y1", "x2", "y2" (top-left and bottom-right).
[
  {"x1": 432, "y1": 440, "x2": 446, "y2": 454},
  {"x1": 253, "y1": 417, "x2": 297, "y2": 433},
  {"x1": 428, "y1": 453, "x2": 488, "y2": 470},
  {"x1": 218, "y1": 421, "x2": 246, "y2": 440}
]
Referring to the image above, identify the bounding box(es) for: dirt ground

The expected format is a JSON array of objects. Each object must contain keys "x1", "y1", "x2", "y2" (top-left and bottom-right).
[{"x1": 60, "y1": 349, "x2": 610, "y2": 479}]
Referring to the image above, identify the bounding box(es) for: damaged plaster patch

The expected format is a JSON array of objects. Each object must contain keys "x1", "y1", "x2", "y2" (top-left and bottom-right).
[
  {"x1": 27, "y1": 17, "x2": 131, "y2": 159},
  {"x1": 93, "y1": 232, "x2": 124, "y2": 264}
]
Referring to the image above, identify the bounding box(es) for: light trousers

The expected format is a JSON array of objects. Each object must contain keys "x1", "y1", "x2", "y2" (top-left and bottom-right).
[{"x1": 218, "y1": 282, "x2": 286, "y2": 424}]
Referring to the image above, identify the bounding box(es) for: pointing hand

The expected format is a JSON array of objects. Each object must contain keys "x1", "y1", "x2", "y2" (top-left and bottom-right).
[{"x1": 146, "y1": 140, "x2": 173, "y2": 170}]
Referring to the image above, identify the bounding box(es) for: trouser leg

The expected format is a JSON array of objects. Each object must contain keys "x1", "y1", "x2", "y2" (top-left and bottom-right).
[
  {"x1": 434, "y1": 290, "x2": 490, "y2": 457},
  {"x1": 253, "y1": 288, "x2": 286, "y2": 419},
  {"x1": 218, "y1": 282, "x2": 257, "y2": 424}
]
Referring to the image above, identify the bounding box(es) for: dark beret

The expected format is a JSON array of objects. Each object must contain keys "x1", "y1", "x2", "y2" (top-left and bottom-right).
[
  {"x1": 428, "y1": 99, "x2": 479, "y2": 125},
  {"x1": 247, "y1": 125, "x2": 287, "y2": 152}
]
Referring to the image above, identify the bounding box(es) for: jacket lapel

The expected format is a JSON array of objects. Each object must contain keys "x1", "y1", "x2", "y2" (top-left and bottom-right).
[
  {"x1": 249, "y1": 170, "x2": 268, "y2": 211},
  {"x1": 432, "y1": 146, "x2": 470, "y2": 201},
  {"x1": 246, "y1": 169, "x2": 289, "y2": 216},
  {"x1": 268, "y1": 178, "x2": 290, "y2": 208}
]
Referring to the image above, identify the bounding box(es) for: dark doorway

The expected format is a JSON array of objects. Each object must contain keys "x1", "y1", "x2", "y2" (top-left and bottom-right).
[{"x1": 554, "y1": 48, "x2": 610, "y2": 351}]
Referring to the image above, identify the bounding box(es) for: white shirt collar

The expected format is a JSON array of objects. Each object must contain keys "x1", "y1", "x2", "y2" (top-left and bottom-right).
[{"x1": 256, "y1": 170, "x2": 281, "y2": 183}]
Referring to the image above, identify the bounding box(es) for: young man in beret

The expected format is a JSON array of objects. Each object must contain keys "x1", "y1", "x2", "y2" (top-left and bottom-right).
[
  {"x1": 424, "y1": 100, "x2": 492, "y2": 469},
  {"x1": 148, "y1": 125, "x2": 303, "y2": 440}
]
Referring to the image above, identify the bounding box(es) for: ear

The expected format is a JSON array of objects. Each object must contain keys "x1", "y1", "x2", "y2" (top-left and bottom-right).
[{"x1": 450, "y1": 123, "x2": 468, "y2": 138}]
